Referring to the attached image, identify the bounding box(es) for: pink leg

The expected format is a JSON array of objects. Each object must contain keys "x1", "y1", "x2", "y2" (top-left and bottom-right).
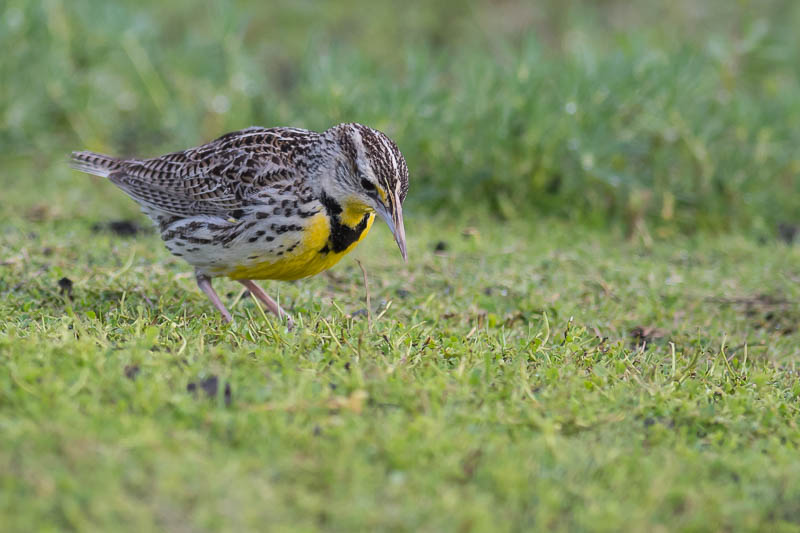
[
  {"x1": 195, "y1": 272, "x2": 232, "y2": 323},
  {"x1": 238, "y1": 279, "x2": 294, "y2": 330}
]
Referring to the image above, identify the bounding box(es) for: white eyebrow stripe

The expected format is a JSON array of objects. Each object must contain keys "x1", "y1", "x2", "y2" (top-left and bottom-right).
[
  {"x1": 350, "y1": 126, "x2": 367, "y2": 166},
  {"x1": 350, "y1": 128, "x2": 374, "y2": 178}
]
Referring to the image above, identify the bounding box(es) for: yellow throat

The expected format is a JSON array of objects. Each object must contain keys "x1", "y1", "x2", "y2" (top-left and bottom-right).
[{"x1": 226, "y1": 198, "x2": 375, "y2": 281}]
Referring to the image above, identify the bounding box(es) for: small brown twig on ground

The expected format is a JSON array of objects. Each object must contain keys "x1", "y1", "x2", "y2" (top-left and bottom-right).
[{"x1": 356, "y1": 260, "x2": 372, "y2": 330}]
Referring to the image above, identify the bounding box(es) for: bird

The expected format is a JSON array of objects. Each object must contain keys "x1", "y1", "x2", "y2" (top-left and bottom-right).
[{"x1": 70, "y1": 123, "x2": 409, "y2": 329}]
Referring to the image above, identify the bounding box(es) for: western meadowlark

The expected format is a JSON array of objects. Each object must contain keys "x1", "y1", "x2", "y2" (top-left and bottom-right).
[{"x1": 70, "y1": 123, "x2": 409, "y2": 329}]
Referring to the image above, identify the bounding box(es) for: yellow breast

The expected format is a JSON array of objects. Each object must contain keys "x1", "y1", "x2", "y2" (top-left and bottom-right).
[{"x1": 226, "y1": 209, "x2": 374, "y2": 281}]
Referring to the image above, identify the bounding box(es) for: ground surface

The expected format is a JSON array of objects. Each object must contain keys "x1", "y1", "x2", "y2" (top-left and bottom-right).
[
  {"x1": 2, "y1": 207, "x2": 799, "y2": 532},
  {"x1": 2, "y1": 1, "x2": 800, "y2": 530}
]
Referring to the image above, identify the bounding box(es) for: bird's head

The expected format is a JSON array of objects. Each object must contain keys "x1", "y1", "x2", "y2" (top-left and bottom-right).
[{"x1": 322, "y1": 123, "x2": 409, "y2": 260}]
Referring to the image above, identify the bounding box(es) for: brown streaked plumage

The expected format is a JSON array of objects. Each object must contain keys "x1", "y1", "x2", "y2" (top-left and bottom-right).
[{"x1": 71, "y1": 123, "x2": 409, "y2": 328}]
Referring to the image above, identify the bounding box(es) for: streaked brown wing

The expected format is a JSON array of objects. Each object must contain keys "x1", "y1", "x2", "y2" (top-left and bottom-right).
[{"x1": 109, "y1": 127, "x2": 300, "y2": 217}]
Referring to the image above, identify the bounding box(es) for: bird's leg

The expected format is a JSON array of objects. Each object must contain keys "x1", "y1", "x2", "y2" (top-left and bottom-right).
[
  {"x1": 195, "y1": 271, "x2": 232, "y2": 323},
  {"x1": 238, "y1": 279, "x2": 294, "y2": 331}
]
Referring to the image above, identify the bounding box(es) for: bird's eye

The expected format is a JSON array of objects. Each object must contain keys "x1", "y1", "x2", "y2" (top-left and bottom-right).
[{"x1": 361, "y1": 178, "x2": 376, "y2": 192}]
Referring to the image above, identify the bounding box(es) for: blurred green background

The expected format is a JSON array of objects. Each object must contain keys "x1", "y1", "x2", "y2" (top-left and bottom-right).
[
  {"x1": 3, "y1": 4, "x2": 800, "y2": 530},
  {"x1": 1, "y1": 0, "x2": 799, "y2": 235}
]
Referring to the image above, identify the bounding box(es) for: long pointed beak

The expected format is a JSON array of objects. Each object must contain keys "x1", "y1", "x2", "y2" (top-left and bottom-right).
[{"x1": 376, "y1": 197, "x2": 407, "y2": 262}]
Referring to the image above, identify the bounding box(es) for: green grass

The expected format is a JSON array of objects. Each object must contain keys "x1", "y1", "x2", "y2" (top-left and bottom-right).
[
  {"x1": 3, "y1": 1, "x2": 800, "y2": 530},
  {"x1": 2, "y1": 209, "x2": 800, "y2": 531}
]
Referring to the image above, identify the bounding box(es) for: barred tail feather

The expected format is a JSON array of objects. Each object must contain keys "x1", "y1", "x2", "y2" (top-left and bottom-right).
[{"x1": 70, "y1": 151, "x2": 123, "y2": 178}]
